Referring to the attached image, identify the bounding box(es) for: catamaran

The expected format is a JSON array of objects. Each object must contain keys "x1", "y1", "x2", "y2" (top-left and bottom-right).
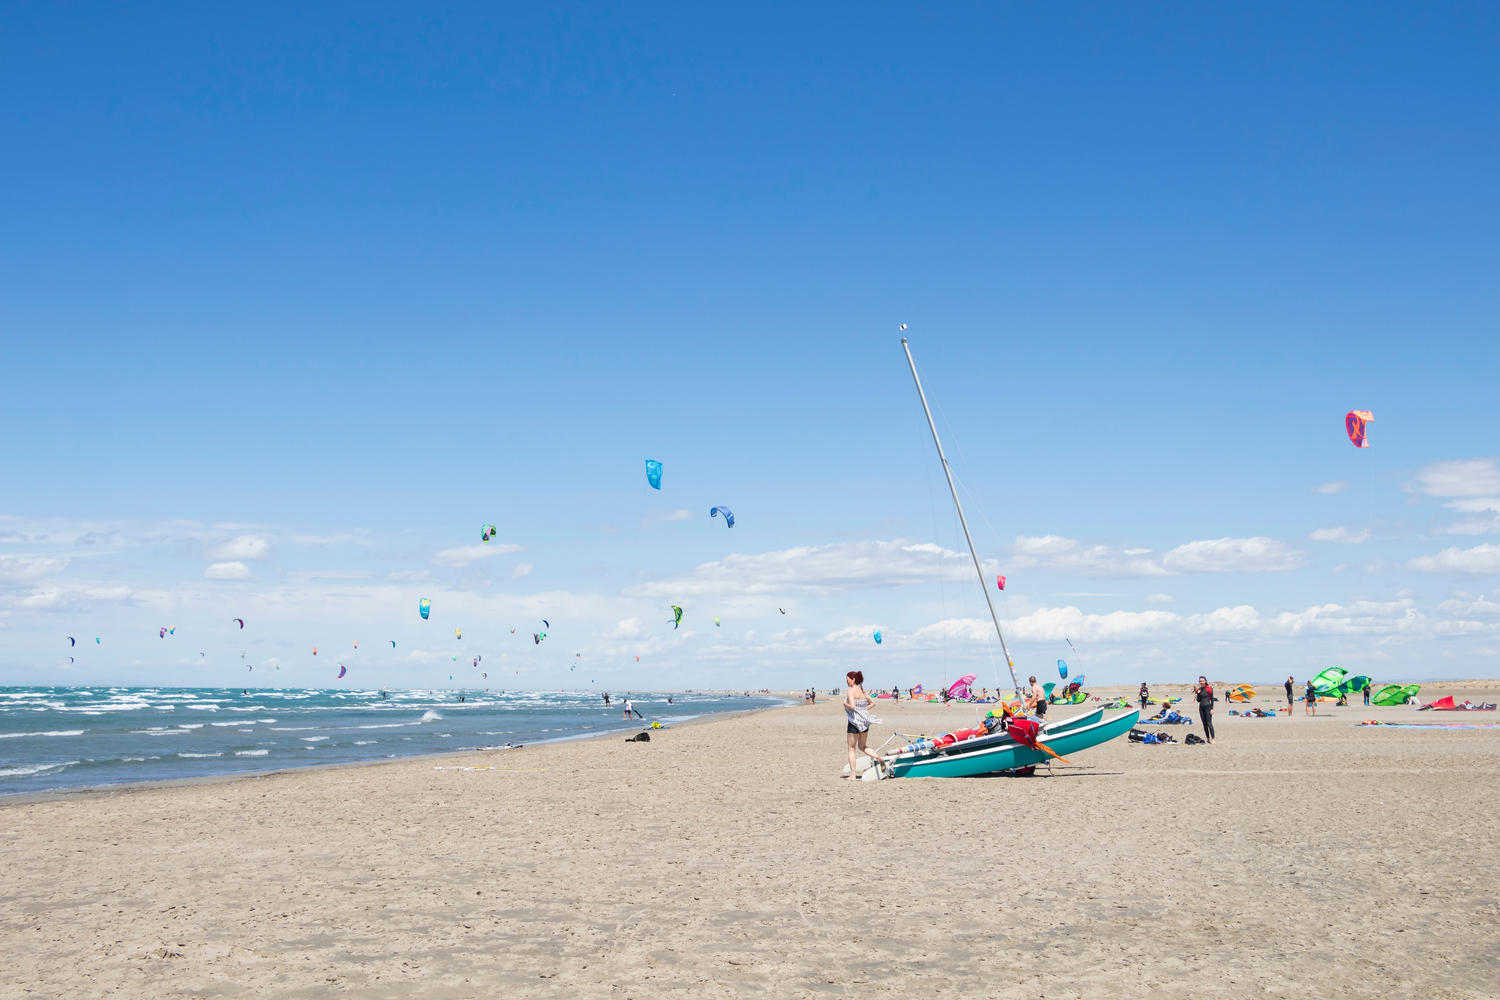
[{"x1": 864, "y1": 338, "x2": 1138, "y2": 779}]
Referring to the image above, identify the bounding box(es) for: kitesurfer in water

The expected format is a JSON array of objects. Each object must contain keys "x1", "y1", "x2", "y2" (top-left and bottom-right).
[{"x1": 603, "y1": 692, "x2": 611, "y2": 707}]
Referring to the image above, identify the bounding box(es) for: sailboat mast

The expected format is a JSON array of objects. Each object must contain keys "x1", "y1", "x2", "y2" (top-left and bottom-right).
[{"x1": 901, "y1": 337, "x2": 1023, "y2": 697}]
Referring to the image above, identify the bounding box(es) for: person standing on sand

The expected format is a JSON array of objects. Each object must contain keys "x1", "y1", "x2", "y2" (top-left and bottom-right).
[
  {"x1": 1285, "y1": 676, "x2": 1294, "y2": 712},
  {"x1": 1193, "y1": 676, "x2": 1216, "y2": 744},
  {"x1": 1139, "y1": 682, "x2": 1150, "y2": 713},
  {"x1": 844, "y1": 670, "x2": 883, "y2": 779},
  {"x1": 1305, "y1": 681, "x2": 1317, "y2": 716},
  {"x1": 1363, "y1": 683, "x2": 1371, "y2": 707}
]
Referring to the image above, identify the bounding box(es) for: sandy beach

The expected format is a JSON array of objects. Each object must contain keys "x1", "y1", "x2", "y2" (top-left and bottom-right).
[{"x1": 3, "y1": 685, "x2": 1498, "y2": 999}]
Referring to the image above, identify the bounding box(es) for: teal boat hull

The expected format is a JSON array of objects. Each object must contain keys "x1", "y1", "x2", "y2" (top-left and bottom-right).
[{"x1": 888, "y1": 708, "x2": 1139, "y2": 778}]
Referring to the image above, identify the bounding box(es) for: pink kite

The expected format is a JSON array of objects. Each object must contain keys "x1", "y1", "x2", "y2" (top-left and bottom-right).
[
  {"x1": 947, "y1": 674, "x2": 978, "y2": 699},
  {"x1": 996, "y1": 575, "x2": 1006, "y2": 591}
]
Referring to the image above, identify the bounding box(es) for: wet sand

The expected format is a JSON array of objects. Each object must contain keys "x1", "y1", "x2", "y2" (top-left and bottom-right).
[{"x1": 2, "y1": 684, "x2": 1497, "y2": 998}]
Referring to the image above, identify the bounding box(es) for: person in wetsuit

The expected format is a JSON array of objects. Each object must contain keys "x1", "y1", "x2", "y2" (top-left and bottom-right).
[
  {"x1": 1139, "y1": 682, "x2": 1150, "y2": 713},
  {"x1": 1193, "y1": 676, "x2": 1216, "y2": 744},
  {"x1": 1285, "y1": 676, "x2": 1294, "y2": 712}
]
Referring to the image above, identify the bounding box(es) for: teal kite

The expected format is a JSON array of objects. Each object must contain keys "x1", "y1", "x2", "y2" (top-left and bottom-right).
[
  {"x1": 645, "y1": 460, "x2": 663, "y2": 490},
  {"x1": 420, "y1": 598, "x2": 431, "y2": 620}
]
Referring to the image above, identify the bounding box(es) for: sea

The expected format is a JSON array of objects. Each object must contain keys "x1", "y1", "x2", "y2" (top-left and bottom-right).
[{"x1": 0, "y1": 686, "x2": 784, "y2": 796}]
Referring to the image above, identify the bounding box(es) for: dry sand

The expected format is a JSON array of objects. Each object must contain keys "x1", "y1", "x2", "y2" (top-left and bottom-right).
[{"x1": 3, "y1": 685, "x2": 1498, "y2": 999}]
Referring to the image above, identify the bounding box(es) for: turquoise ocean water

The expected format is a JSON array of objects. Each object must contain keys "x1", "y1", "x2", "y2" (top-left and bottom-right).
[{"x1": 0, "y1": 687, "x2": 782, "y2": 795}]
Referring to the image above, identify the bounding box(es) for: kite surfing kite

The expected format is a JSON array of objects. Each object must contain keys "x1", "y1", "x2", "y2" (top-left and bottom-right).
[
  {"x1": 779, "y1": 608, "x2": 786, "y2": 614},
  {"x1": 996, "y1": 575, "x2": 1006, "y2": 591},
  {"x1": 455, "y1": 629, "x2": 462, "y2": 640},
  {"x1": 645, "y1": 460, "x2": 663, "y2": 490},
  {"x1": 338, "y1": 664, "x2": 347, "y2": 679},
  {"x1": 1057, "y1": 659, "x2": 1068, "y2": 680},
  {"x1": 1345, "y1": 410, "x2": 1374, "y2": 448},
  {"x1": 68, "y1": 637, "x2": 74, "y2": 646},
  {"x1": 419, "y1": 599, "x2": 431, "y2": 620},
  {"x1": 873, "y1": 629, "x2": 882, "y2": 644},
  {"x1": 481, "y1": 525, "x2": 496, "y2": 542},
  {"x1": 541, "y1": 620, "x2": 549, "y2": 629},
  {"x1": 533, "y1": 633, "x2": 540, "y2": 644},
  {"x1": 233, "y1": 619, "x2": 244, "y2": 629},
  {"x1": 353, "y1": 640, "x2": 358, "y2": 649},
  {"x1": 1227, "y1": 684, "x2": 1255, "y2": 703},
  {"x1": 1373, "y1": 683, "x2": 1421, "y2": 706},
  {"x1": 159, "y1": 628, "x2": 167, "y2": 638},
  {"x1": 947, "y1": 674, "x2": 977, "y2": 699},
  {"x1": 312, "y1": 647, "x2": 318, "y2": 655},
  {"x1": 710, "y1": 506, "x2": 734, "y2": 528},
  {"x1": 669, "y1": 606, "x2": 683, "y2": 629},
  {"x1": 390, "y1": 640, "x2": 396, "y2": 647}
]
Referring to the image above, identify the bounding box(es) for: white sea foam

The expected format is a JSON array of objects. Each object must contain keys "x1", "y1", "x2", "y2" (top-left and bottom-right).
[
  {"x1": 235, "y1": 749, "x2": 269, "y2": 756},
  {"x1": 0, "y1": 761, "x2": 80, "y2": 777},
  {"x1": 177, "y1": 724, "x2": 204, "y2": 729},
  {"x1": 178, "y1": 752, "x2": 223, "y2": 758},
  {"x1": 353, "y1": 740, "x2": 376, "y2": 745},
  {"x1": 420, "y1": 710, "x2": 443, "y2": 723},
  {"x1": 300, "y1": 736, "x2": 329, "y2": 742},
  {"x1": 0, "y1": 730, "x2": 85, "y2": 738}
]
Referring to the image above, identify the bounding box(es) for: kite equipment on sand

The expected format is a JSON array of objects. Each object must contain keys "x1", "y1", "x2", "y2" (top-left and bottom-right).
[
  {"x1": 710, "y1": 506, "x2": 734, "y2": 528},
  {"x1": 1345, "y1": 410, "x2": 1374, "y2": 448},
  {"x1": 1419, "y1": 696, "x2": 1496, "y2": 711},
  {"x1": 1356, "y1": 719, "x2": 1499, "y2": 729},
  {"x1": 669, "y1": 606, "x2": 683, "y2": 629},
  {"x1": 947, "y1": 674, "x2": 978, "y2": 700},
  {"x1": 1227, "y1": 684, "x2": 1255, "y2": 702},
  {"x1": 419, "y1": 599, "x2": 431, "y2": 620},
  {"x1": 1373, "y1": 683, "x2": 1420, "y2": 706},
  {"x1": 645, "y1": 460, "x2": 663, "y2": 490}
]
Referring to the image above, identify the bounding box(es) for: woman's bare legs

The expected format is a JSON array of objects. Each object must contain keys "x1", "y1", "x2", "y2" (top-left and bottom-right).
[{"x1": 846, "y1": 732, "x2": 860, "y2": 778}]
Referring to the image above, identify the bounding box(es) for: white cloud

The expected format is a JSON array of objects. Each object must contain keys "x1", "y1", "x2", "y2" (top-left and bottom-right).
[
  {"x1": 205, "y1": 561, "x2": 253, "y2": 580},
  {"x1": 1313, "y1": 481, "x2": 1349, "y2": 494},
  {"x1": 210, "y1": 535, "x2": 271, "y2": 561},
  {"x1": 1145, "y1": 593, "x2": 1175, "y2": 604},
  {"x1": 0, "y1": 555, "x2": 70, "y2": 583},
  {"x1": 512, "y1": 563, "x2": 534, "y2": 579},
  {"x1": 1009, "y1": 535, "x2": 1301, "y2": 578},
  {"x1": 1436, "y1": 592, "x2": 1500, "y2": 617},
  {"x1": 1405, "y1": 544, "x2": 1500, "y2": 575},
  {"x1": 623, "y1": 539, "x2": 986, "y2": 598},
  {"x1": 1309, "y1": 527, "x2": 1370, "y2": 544},
  {"x1": 432, "y1": 543, "x2": 523, "y2": 568},
  {"x1": 1413, "y1": 458, "x2": 1500, "y2": 498}
]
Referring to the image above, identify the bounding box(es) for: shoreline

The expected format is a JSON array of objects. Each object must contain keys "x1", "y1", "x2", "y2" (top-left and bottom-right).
[{"x1": 0, "y1": 699, "x2": 790, "y2": 806}]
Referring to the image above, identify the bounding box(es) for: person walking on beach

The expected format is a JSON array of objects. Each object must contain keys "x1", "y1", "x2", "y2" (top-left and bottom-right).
[
  {"x1": 1285, "y1": 676, "x2": 1294, "y2": 713},
  {"x1": 1027, "y1": 676, "x2": 1048, "y2": 718},
  {"x1": 844, "y1": 670, "x2": 884, "y2": 779},
  {"x1": 1193, "y1": 676, "x2": 1216, "y2": 744},
  {"x1": 1139, "y1": 682, "x2": 1150, "y2": 713},
  {"x1": 1363, "y1": 682, "x2": 1371, "y2": 707},
  {"x1": 1304, "y1": 680, "x2": 1317, "y2": 716}
]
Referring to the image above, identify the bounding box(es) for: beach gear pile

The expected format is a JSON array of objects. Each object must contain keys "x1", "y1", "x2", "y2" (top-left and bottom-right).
[
  {"x1": 1139, "y1": 709, "x2": 1193, "y2": 725},
  {"x1": 1418, "y1": 696, "x2": 1496, "y2": 711},
  {"x1": 1128, "y1": 728, "x2": 1177, "y2": 744},
  {"x1": 1229, "y1": 707, "x2": 1278, "y2": 718},
  {"x1": 1355, "y1": 719, "x2": 1500, "y2": 729}
]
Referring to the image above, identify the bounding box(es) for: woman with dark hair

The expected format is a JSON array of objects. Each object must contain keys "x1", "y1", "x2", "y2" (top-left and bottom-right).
[
  {"x1": 844, "y1": 670, "x2": 883, "y2": 779},
  {"x1": 1193, "y1": 676, "x2": 1216, "y2": 744}
]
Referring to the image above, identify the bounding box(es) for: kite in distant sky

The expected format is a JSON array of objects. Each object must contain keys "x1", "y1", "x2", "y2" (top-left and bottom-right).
[
  {"x1": 68, "y1": 637, "x2": 75, "y2": 646},
  {"x1": 233, "y1": 619, "x2": 244, "y2": 629},
  {"x1": 455, "y1": 629, "x2": 462, "y2": 640},
  {"x1": 779, "y1": 608, "x2": 785, "y2": 614},
  {"x1": 669, "y1": 606, "x2": 683, "y2": 629},
  {"x1": 390, "y1": 640, "x2": 396, "y2": 647},
  {"x1": 874, "y1": 629, "x2": 882, "y2": 644},
  {"x1": 996, "y1": 575, "x2": 1006, "y2": 591},
  {"x1": 481, "y1": 524, "x2": 496, "y2": 542},
  {"x1": 1058, "y1": 659, "x2": 1068, "y2": 679},
  {"x1": 419, "y1": 599, "x2": 431, "y2": 620},
  {"x1": 710, "y1": 506, "x2": 734, "y2": 528},
  {"x1": 159, "y1": 628, "x2": 167, "y2": 638},
  {"x1": 1346, "y1": 410, "x2": 1374, "y2": 448},
  {"x1": 645, "y1": 460, "x2": 663, "y2": 489},
  {"x1": 714, "y1": 617, "x2": 720, "y2": 626},
  {"x1": 338, "y1": 665, "x2": 347, "y2": 679}
]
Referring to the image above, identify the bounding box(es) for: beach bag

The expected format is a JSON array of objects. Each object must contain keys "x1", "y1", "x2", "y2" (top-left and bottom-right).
[{"x1": 1184, "y1": 732, "x2": 1205, "y2": 745}]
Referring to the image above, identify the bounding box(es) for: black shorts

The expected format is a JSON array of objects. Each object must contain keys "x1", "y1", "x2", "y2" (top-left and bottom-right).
[
  {"x1": 1034, "y1": 700, "x2": 1047, "y2": 717},
  {"x1": 847, "y1": 722, "x2": 867, "y2": 734}
]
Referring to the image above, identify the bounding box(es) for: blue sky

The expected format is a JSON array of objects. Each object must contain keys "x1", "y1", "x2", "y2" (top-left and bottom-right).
[{"x1": 3, "y1": 3, "x2": 1498, "y2": 690}]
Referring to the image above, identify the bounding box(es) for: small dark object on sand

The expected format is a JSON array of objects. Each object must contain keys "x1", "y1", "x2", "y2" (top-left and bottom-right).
[{"x1": 626, "y1": 732, "x2": 651, "y2": 742}]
